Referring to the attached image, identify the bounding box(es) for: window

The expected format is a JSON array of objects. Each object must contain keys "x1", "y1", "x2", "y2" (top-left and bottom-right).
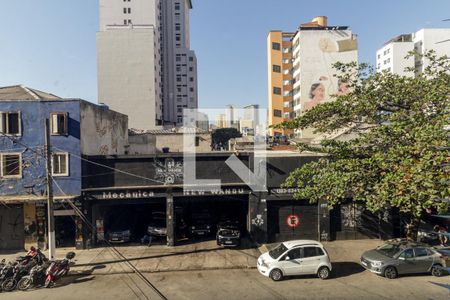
[
  {"x1": 0, "y1": 112, "x2": 21, "y2": 135},
  {"x1": 414, "y1": 248, "x2": 428, "y2": 257},
  {"x1": 273, "y1": 109, "x2": 282, "y2": 117},
  {"x1": 1, "y1": 153, "x2": 21, "y2": 178},
  {"x1": 190, "y1": 88, "x2": 194, "y2": 92},
  {"x1": 189, "y1": 77, "x2": 194, "y2": 82},
  {"x1": 124, "y1": 19, "x2": 127, "y2": 25},
  {"x1": 50, "y1": 113, "x2": 68, "y2": 135},
  {"x1": 175, "y1": 24, "x2": 181, "y2": 31},
  {"x1": 195, "y1": 136, "x2": 200, "y2": 147},
  {"x1": 399, "y1": 248, "x2": 414, "y2": 259},
  {"x1": 272, "y1": 42, "x2": 281, "y2": 50},
  {"x1": 176, "y1": 36, "x2": 181, "y2": 41},
  {"x1": 283, "y1": 248, "x2": 301, "y2": 260},
  {"x1": 175, "y1": 2, "x2": 181, "y2": 10},
  {"x1": 189, "y1": 67, "x2": 193, "y2": 72},
  {"x1": 273, "y1": 87, "x2": 281, "y2": 95},
  {"x1": 176, "y1": 66, "x2": 181, "y2": 72},
  {"x1": 123, "y1": 8, "x2": 127, "y2": 13},
  {"x1": 128, "y1": 8, "x2": 131, "y2": 14},
  {"x1": 189, "y1": 57, "x2": 194, "y2": 62},
  {"x1": 176, "y1": 57, "x2": 181, "y2": 62},
  {"x1": 272, "y1": 65, "x2": 281, "y2": 73},
  {"x1": 303, "y1": 247, "x2": 319, "y2": 258},
  {"x1": 52, "y1": 153, "x2": 69, "y2": 176}
]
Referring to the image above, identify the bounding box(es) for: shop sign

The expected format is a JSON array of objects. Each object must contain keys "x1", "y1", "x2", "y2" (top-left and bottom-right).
[
  {"x1": 271, "y1": 188, "x2": 301, "y2": 194},
  {"x1": 286, "y1": 214, "x2": 300, "y2": 228},
  {"x1": 183, "y1": 188, "x2": 247, "y2": 196},
  {"x1": 101, "y1": 190, "x2": 155, "y2": 200}
]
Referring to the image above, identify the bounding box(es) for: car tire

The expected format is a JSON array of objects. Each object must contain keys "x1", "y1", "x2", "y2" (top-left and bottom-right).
[
  {"x1": 318, "y1": 266, "x2": 331, "y2": 280},
  {"x1": 383, "y1": 266, "x2": 398, "y2": 279},
  {"x1": 269, "y1": 269, "x2": 283, "y2": 281},
  {"x1": 431, "y1": 265, "x2": 443, "y2": 277}
]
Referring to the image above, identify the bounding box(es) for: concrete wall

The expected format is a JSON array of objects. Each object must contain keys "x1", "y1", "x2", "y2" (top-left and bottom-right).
[
  {"x1": 128, "y1": 133, "x2": 211, "y2": 154},
  {"x1": 377, "y1": 42, "x2": 414, "y2": 76},
  {"x1": 99, "y1": 0, "x2": 160, "y2": 30},
  {"x1": 297, "y1": 29, "x2": 358, "y2": 139},
  {"x1": 80, "y1": 101, "x2": 129, "y2": 156},
  {"x1": 97, "y1": 28, "x2": 162, "y2": 129},
  {"x1": 128, "y1": 134, "x2": 157, "y2": 155},
  {"x1": 414, "y1": 28, "x2": 450, "y2": 73}
]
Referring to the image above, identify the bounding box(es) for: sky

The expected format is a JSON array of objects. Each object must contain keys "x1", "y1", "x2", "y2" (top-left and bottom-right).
[{"x1": 0, "y1": 0, "x2": 449, "y2": 109}]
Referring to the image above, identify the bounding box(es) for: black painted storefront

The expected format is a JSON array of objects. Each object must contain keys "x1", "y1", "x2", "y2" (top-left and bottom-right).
[{"x1": 80, "y1": 153, "x2": 399, "y2": 247}]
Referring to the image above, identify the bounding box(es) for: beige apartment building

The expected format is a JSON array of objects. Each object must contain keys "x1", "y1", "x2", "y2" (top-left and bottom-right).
[{"x1": 267, "y1": 16, "x2": 358, "y2": 139}]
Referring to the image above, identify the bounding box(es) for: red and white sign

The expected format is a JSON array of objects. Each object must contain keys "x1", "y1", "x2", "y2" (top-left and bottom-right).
[{"x1": 286, "y1": 214, "x2": 300, "y2": 228}]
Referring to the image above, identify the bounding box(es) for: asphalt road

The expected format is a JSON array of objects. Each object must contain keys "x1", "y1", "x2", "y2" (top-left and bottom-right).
[{"x1": 1, "y1": 267, "x2": 449, "y2": 300}]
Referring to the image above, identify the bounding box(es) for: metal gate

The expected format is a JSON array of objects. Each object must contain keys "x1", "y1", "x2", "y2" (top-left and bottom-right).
[
  {"x1": 0, "y1": 205, "x2": 25, "y2": 250},
  {"x1": 267, "y1": 200, "x2": 318, "y2": 242}
]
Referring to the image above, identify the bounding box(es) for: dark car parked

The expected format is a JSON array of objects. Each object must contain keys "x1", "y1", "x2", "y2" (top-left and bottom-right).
[
  {"x1": 189, "y1": 211, "x2": 213, "y2": 237},
  {"x1": 360, "y1": 239, "x2": 447, "y2": 279},
  {"x1": 216, "y1": 221, "x2": 241, "y2": 247}
]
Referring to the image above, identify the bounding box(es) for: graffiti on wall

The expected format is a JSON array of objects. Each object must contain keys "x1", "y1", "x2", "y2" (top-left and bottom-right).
[{"x1": 154, "y1": 158, "x2": 183, "y2": 184}]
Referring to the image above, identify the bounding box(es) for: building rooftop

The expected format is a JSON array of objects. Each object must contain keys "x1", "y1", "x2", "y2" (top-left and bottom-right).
[
  {"x1": 384, "y1": 34, "x2": 413, "y2": 45},
  {"x1": 0, "y1": 85, "x2": 62, "y2": 101}
]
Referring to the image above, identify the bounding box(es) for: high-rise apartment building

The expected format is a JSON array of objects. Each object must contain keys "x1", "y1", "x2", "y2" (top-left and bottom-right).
[
  {"x1": 268, "y1": 17, "x2": 358, "y2": 138},
  {"x1": 97, "y1": 0, "x2": 198, "y2": 130},
  {"x1": 377, "y1": 28, "x2": 450, "y2": 77}
]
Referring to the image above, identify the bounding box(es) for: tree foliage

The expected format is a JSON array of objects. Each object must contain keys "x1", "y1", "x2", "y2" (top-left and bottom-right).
[{"x1": 278, "y1": 52, "x2": 450, "y2": 225}]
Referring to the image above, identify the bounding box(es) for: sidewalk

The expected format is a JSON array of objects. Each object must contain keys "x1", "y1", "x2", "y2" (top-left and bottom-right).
[
  {"x1": 1, "y1": 240, "x2": 261, "y2": 275},
  {"x1": 1, "y1": 239, "x2": 385, "y2": 276}
]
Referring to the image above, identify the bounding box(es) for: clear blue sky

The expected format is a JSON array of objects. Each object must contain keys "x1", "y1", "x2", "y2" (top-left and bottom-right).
[{"x1": 0, "y1": 0, "x2": 449, "y2": 109}]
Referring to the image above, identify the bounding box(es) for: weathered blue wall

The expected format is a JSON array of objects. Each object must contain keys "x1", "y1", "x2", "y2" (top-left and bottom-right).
[{"x1": 0, "y1": 100, "x2": 81, "y2": 198}]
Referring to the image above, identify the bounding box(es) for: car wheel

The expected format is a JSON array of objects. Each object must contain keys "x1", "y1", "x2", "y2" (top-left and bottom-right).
[
  {"x1": 269, "y1": 269, "x2": 283, "y2": 281},
  {"x1": 431, "y1": 265, "x2": 443, "y2": 277},
  {"x1": 318, "y1": 266, "x2": 330, "y2": 280},
  {"x1": 384, "y1": 266, "x2": 398, "y2": 279}
]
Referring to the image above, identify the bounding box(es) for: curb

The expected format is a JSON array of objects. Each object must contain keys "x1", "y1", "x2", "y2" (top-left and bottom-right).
[{"x1": 69, "y1": 265, "x2": 257, "y2": 276}]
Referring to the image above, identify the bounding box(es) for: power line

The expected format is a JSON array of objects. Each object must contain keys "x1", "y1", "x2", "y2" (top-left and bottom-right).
[
  {"x1": 52, "y1": 179, "x2": 167, "y2": 300},
  {"x1": 51, "y1": 145, "x2": 165, "y2": 185}
]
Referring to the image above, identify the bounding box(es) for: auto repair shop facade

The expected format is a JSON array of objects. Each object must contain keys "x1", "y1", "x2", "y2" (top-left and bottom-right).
[{"x1": 80, "y1": 152, "x2": 399, "y2": 248}]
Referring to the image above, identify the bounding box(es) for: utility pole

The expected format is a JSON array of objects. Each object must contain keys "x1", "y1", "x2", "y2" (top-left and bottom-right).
[{"x1": 45, "y1": 118, "x2": 56, "y2": 259}]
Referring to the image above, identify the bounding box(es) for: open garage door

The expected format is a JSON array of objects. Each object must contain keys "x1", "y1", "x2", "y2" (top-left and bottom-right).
[{"x1": 267, "y1": 200, "x2": 318, "y2": 243}]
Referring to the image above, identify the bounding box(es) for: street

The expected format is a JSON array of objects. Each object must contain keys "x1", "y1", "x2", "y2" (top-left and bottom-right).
[
  {"x1": 1, "y1": 240, "x2": 449, "y2": 300},
  {"x1": 1, "y1": 267, "x2": 449, "y2": 300}
]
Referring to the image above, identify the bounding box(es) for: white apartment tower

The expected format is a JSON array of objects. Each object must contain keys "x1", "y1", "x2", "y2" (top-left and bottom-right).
[
  {"x1": 97, "y1": 0, "x2": 198, "y2": 130},
  {"x1": 377, "y1": 28, "x2": 450, "y2": 76}
]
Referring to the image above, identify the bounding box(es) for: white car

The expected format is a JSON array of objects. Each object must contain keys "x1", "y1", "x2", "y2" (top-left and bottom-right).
[{"x1": 257, "y1": 240, "x2": 332, "y2": 281}]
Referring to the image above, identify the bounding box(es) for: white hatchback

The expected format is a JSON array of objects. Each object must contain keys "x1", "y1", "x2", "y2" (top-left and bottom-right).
[{"x1": 257, "y1": 240, "x2": 332, "y2": 281}]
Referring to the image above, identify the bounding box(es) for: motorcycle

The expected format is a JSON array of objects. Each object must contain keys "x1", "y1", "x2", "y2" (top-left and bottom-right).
[
  {"x1": 1, "y1": 247, "x2": 47, "y2": 292},
  {"x1": 17, "y1": 262, "x2": 49, "y2": 291},
  {"x1": 45, "y1": 252, "x2": 76, "y2": 288},
  {"x1": 0, "y1": 262, "x2": 16, "y2": 289},
  {"x1": 1, "y1": 261, "x2": 36, "y2": 292}
]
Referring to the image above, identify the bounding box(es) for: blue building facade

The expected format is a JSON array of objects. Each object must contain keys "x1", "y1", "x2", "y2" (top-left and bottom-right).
[{"x1": 0, "y1": 85, "x2": 128, "y2": 250}]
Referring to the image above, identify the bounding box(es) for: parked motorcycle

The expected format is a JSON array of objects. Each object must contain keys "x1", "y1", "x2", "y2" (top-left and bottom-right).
[
  {"x1": 1, "y1": 261, "x2": 36, "y2": 292},
  {"x1": 0, "y1": 262, "x2": 16, "y2": 289},
  {"x1": 1, "y1": 247, "x2": 48, "y2": 292},
  {"x1": 17, "y1": 263, "x2": 49, "y2": 291},
  {"x1": 44, "y1": 252, "x2": 76, "y2": 288}
]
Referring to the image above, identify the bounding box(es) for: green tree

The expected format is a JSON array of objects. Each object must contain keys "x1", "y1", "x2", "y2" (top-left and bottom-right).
[
  {"x1": 212, "y1": 128, "x2": 242, "y2": 150},
  {"x1": 278, "y1": 52, "x2": 450, "y2": 239}
]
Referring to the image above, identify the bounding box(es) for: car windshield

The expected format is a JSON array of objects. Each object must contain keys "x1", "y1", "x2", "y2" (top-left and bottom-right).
[
  {"x1": 269, "y1": 243, "x2": 288, "y2": 259},
  {"x1": 376, "y1": 243, "x2": 403, "y2": 258},
  {"x1": 218, "y1": 229, "x2": 239, "y2": 237}
]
